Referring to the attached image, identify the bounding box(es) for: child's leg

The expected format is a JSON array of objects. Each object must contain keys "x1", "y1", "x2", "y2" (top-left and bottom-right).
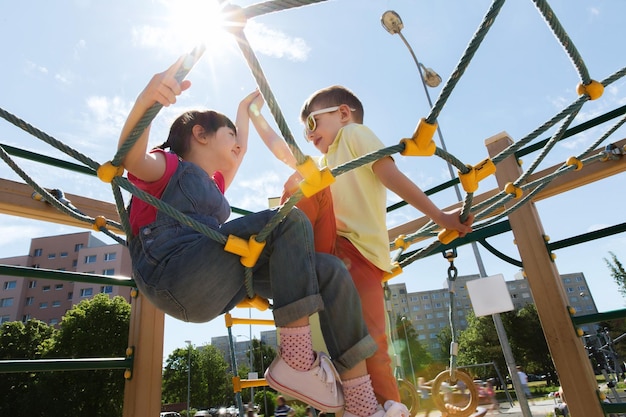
[
  {"x1": 336, "y1": 237, "x2": 401, "y2": 404},
  {"x1": 281, "y1": 173, "x2": 337, "y2": 254}
]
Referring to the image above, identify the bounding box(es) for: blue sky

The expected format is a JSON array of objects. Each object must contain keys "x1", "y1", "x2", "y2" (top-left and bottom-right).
[{"x1": 1, "y1": 0, "x2": 625, "y2": 361}]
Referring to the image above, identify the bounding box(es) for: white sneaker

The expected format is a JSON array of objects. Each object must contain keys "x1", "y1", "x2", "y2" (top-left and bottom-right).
[
  {"x1": 265, "y1": 351, "x2": 344, "y2": 413},
  {"x1": 383, "y1": 400, "x2": 410, "y2": 417}
]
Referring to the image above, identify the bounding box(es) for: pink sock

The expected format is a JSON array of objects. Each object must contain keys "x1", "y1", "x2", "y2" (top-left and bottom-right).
[
  {"x1": 278, "y1": 325, "x2": 315, "y2": 371},
  {"x1": 343, "y1": 374, "x2": 379, "y2": 417}
]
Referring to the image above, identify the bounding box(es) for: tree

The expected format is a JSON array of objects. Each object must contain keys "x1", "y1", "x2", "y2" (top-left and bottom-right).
[
  {"x1": 42, "y1": 293, "x2": 131, "y2": 417},
  {"x1": 162, "y1": 343, "x2": 232, "y2": 409},
  {"x1": 393, "y1": 315, "x2": 432, "y2": 383},
  {"x1": 605, "y1": 251, "x2": 626, "y2": 299},
  {"x1": 0, "y1": 320, "x2": 55, "y2": 417},
  {"x1": 457, "y1": 311, "x2": 505, "y2": 379}
]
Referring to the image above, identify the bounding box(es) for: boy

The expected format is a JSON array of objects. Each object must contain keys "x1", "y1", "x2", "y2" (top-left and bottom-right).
[{"x1": 249, "y1": 85, "x2": 473, "y2": 404}]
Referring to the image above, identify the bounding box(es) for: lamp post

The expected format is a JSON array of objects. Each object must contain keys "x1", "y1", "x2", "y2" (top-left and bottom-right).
[
  {"x1": 381, "y1": 12, "x2": 528, "y2": 415},
  {"x1": 185, "y1": 340, "x2": 192, "y2": 417},
  {"x1": 400, "y1": 317, "x2": 417, "y2": 387}
]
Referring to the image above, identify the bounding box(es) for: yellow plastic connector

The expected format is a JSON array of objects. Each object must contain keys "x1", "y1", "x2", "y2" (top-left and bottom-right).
[
  {"x1": 566, "y1": 156, "x2": 583, "y2": 171},
  {"x1": 438, "y1": 229, "x2": 459, "y2": 245},
  {"x1": 130, "y1": 288, "x2": 138, "y2": 298},
  {"x1": 391, "y1": 235, "x2": 410, "y2": 251},
  {"x1": 382, "y1": 262, "x2": 403, "y2": 283},
  {"x1": 232, "y1": 375, "x2": 242, "y2": 392},
  {"x1": 576, "y1": 80, "x2": 604, "y2": 100},
  {"x1": 458, "y1": 158, "x2": 496, "y2": 193},
  {"x1": 296, "y1": 157, "x2": 335, "y2": 197},
  {"x1": 92, "y1": 215, "x2": 107, "y2": 232},
  {"x1": 550, "y1": 253, "x2": 557, "y2": 261},
  {"x1": 236, "y1": 295, "x2": 270, "y2": 311},
  {"x1": 224, "y1": 234, "x2": 266, "y2": 268},
  {"x1": 400, "y1": 118, "x2": 437, "y2": 157},
  {"x1": 567, "y1": 305, "x2": 577, "y2": 316},
  {"x1": 504, "y1": 182, "x2": 523, "y2": 199},
  {"x1": 97, "y1": 161, "x2": 125, "y2": 183}
]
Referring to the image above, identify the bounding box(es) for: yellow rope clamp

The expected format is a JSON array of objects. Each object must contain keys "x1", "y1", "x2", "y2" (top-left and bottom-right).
[
  {"x1": 236, "y1": 295, "x2": 270, "y2": 311},
  {"x1": 576, "y1": 79, "x2": 604, "y2": 100},
  {"x1": 400, "y1": 118, "x2": 437, "y2": 157},
  {"x1": 458, "y1": 158, "x2": 496, "y2": 194},
  {"x1": 97, "y1": 161, "x2": 125, "y2": 183},
  {"x1": 296, "y1": 156, "x2": 335, "y2": 197},
  {"x1": 566, "y1": 156, "x2": 583, "y2": 171},
  {"x1": 438, "y1": 229, "x2": 459, "y2": 245},
  {"x1": 224, "y1": 234, "x2": 266, "y2": 268},
  {"x1": 431, "y1": 370, "x2": 479, "y2": 417},
  {"x1": 382, "y1": 262, "x2": 403, "y2": 283},
  {"x1": 92, "y1": 215, "x2": 107, "y2": 232},
  {"x1": 504, "y1": 182, "x2": 523, "y2": 199},
  {"x1": 391, "y1": 235, "x2": 410, "y2": 251}
]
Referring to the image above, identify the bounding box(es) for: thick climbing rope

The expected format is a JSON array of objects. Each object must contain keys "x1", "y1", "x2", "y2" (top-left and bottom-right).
[{"x1": 0, "y1": 0, "x2": 625, "y2": 303}]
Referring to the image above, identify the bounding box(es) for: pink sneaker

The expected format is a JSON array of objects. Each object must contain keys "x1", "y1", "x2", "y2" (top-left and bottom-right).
[{"x1": 265, "y1": 351, "x2": 344, "y2": 412}]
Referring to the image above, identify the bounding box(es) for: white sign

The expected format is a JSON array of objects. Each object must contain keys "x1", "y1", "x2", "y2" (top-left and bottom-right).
[{"x1": 466, "y1": 274, "x2": 515, "y2": 317}]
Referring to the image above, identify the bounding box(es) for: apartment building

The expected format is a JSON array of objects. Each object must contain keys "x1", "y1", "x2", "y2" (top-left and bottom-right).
[
  {"x1": 386, "y1": 271, "x2": 598, "y2": 359},
  {"x1": 211, "y1": 329, "x2": 278, "y2": 372},
  {"x1": 0, "y1": 231, "x2": 132, "y2": 326}
]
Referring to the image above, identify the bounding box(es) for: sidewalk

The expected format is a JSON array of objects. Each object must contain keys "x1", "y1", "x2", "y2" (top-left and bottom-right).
[
  {"x1": 497, "y1": 398, "x2": 561, "y2": 416},
  {"x1": 415, "y1": 398, "x2": 561, "y2": 417}
]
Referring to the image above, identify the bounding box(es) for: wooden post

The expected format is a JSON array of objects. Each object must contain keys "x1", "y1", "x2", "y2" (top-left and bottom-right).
[
  {"x1": 486, "y1": 132, "x2": 602, "y2": 417},
  {"x1": 123, "y1": 291, "x2": 165, "y2": 417}
]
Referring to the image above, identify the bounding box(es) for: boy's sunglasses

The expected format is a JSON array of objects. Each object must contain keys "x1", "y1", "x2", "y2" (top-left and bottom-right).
[{"x1": 303, "y1": 106, "x2": 355, "y2": 140}]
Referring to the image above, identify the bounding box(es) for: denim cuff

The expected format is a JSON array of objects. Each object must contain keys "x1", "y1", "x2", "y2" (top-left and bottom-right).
[{"x1": 272, "y1": 294, "x2": 324, "y2": 327}]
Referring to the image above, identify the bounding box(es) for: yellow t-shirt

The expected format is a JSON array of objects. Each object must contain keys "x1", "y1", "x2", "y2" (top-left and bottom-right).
[{"x1": 320, "y1": 123, "x2": 392, "y2": 272}]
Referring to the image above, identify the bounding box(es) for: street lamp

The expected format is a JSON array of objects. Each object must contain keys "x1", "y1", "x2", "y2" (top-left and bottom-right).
[
  {"x1": 381, "y1": 12, "x2": 527, "y2": 414},
  {"x1": 401, "y1": 317, "x2": 417, "y2": 387},
  {"x1": 185, "y1": 340, "x2": 192, "y2": 417}
]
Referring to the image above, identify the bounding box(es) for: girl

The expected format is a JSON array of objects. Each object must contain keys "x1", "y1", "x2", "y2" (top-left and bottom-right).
[{"x1": 117, "y1": 56, "x2": 408, "y2": 417}]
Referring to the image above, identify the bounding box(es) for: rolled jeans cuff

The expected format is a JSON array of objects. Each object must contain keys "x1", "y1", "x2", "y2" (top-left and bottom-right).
[
  {"x1": 272, "y1": 294, "x2": 324, "y2": 328},
  {"x1": 332, "y1": 334, "x2": 378, "y2": 374}
]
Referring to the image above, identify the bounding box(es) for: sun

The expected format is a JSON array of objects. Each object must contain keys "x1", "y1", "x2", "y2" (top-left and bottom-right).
[{"x1": 161, "y1": 0, "x2": 245, "y2": 56}]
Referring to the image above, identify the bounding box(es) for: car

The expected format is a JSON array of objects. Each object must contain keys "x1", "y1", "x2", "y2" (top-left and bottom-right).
[
  {"x1": 161, "y1": 413, "x2": 181, "y2": 417},
  {"x1": 194, "y1": 411, "x2": 212, "y2": 417}
]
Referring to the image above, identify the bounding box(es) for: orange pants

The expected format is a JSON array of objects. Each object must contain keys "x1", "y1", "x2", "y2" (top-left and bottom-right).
[{"x1": 281, "y1": 181, "x2": 400, "y2": 403}]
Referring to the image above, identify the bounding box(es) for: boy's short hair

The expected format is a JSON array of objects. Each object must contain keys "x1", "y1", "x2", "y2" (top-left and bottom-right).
[{"x1": 301, "y1": 85, "x2": 364, "y2": 124}]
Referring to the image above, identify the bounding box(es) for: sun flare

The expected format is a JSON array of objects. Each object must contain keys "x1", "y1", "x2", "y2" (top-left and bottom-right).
[{"x1": 161, "y1": 0, "x2": 243, "y2": 56}]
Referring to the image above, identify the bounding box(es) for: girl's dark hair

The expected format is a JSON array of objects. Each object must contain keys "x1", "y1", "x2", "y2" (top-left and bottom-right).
[{"x1": 156, "y1": 110, "x2": 236, "y2": 157}]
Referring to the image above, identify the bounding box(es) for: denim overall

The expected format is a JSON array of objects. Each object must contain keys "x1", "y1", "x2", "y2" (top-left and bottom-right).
[{"x1": 129, "y1": 161, "x2": 376, "y2": 372}]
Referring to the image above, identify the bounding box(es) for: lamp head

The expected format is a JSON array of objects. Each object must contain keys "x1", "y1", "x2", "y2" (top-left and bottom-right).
[
  {"x1": 381, "y1": 10, "x2": 403, "y2": 35},
  {"x1": 421, "y1": 65, "x2": 442, "y2": 88}
]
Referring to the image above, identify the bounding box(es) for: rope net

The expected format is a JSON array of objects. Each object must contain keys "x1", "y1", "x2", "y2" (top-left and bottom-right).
[{"x1": 1, "y1": 1, "x2": 625, "y2": 414}]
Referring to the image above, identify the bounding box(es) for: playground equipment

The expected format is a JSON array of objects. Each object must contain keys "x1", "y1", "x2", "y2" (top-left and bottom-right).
[{"x1": 1, "y1": 0, "x2": 626, "y2": 416}]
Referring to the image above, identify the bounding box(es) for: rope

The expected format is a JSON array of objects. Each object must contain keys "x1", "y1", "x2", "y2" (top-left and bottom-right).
[{"x1": 531, "y1": 0, "x2": 591, "y2": 85}]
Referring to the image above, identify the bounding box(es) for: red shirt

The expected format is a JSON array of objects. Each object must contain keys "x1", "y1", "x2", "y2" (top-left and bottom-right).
[{"x1": 128, "y1": 149, "x2": 225, "y2": 235}]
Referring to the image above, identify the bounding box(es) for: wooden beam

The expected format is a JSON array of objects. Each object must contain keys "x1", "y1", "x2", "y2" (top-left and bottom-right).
[
  {"x1": 0, "y1": 178, "x2": 123, "y2": 234},
  {"x1": 487, "y1": 131, "x2": 603, "y2": 417},
  {"x1": 389, "y1": 137, "x2": 626, "y2": 241}
]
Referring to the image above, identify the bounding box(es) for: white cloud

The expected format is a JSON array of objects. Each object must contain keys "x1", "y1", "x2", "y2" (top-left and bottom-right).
[
  {"x1": 246, "y1": 21, "x2": 310, "y2": 62},
  {"x1": 25, "y1": 60, "x2": 48, "y2": 75}
]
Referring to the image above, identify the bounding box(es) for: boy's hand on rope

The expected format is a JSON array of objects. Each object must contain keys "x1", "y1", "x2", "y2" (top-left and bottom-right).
[
  {"x1": 439, "y1": 208, "x2": 474, "y2": 238},
  {"x1": 137, "y1": 56, "x2": 192, "y2": 109}
]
